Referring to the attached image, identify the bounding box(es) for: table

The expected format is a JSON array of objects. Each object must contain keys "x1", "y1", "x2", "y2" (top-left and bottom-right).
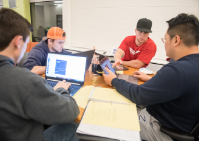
[
  {"x1": 75, "y1": 65, "x2": 154, "y2": 141},
  {"x1": 40, "y1": 65, "x2": 154, "y2": 141},
  {"x1": 83, "y1": 65, "x2": 147, "y2": 87},
  {"x1": 40, "y1": 65, "x2": 150, "y2": 86}
]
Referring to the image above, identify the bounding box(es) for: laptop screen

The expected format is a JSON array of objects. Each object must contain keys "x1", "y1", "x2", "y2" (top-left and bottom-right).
[{"x1": 46, "y1": 53, "x2": 87, "y2": 82}]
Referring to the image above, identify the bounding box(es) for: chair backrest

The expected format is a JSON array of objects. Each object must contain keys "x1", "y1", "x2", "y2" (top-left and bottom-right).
[
  {"x1": 191, "y1": 122, "x2": 199, "y2": 137},
  {"x1": 17, "y1": 52, "x2": 29, "y2": 67},
  {"x1": 26, "y1": 41, "x2": 38, "y2": 52}
]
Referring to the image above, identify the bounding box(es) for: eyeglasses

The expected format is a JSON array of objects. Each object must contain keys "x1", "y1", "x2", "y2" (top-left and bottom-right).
[
  {"x1": 161, "y1": 36, "x2": 182, "y2": 43},
  {"x1": 161, "y1": 38, "x2": 166, "y2": 43}
]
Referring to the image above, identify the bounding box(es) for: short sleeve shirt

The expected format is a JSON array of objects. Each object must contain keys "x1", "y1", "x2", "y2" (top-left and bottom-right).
[{"x1": 119, "y1": 35, "x2": 157, "y2": 67}]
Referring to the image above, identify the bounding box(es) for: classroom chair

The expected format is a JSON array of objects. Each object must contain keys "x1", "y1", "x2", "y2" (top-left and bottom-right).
[
  {"x1": 160, "y1": 123, "x2": 199, "y2": 141},
  {"x1": 26, "y1": 41, "x2": 38, "y2": 52},
  {"x1": 17, "y1": 52, "x2": 29, "y2": 67}
]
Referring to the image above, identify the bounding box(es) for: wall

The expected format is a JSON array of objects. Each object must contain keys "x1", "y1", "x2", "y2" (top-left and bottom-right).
[
  {"x1": 49, "y1": 4, "x2": 62, "y2": 27},
  {"x1": 3, "y1": 0, "x2": 32, "y2": 39},
  {"x1": 44, "y1": 2, "x2": 50, "y2": 28},
  {"x1": 34, "y1": 5, "x2": 45, "y2": 37},
  {"x1": 63, "y1": 0, "x2": 199, "y2": 61},
  {"x1": 30, "y1": 4, "x2": 37, "y2": 37},
  {"x1": 3, "y1": 0, "x2": 31, "y2": 22},
  {"x1": 35, "y1": 5, "x2": 44, "y2": 28}
]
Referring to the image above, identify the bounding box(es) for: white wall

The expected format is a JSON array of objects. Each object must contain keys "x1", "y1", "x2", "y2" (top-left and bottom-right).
[
  {"x1": 49, "y1": 4, "x2": 62, "y2": 27},
  {"x1": 63, "y1": 0, "x2": 199, "y2": 60}
]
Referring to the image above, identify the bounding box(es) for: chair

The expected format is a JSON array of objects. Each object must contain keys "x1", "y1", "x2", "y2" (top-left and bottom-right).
[
  {"x1": 17, "y1": 52, "x2": 29, "y2": 67},
  {"x1": 160, "y1": 123, "x2": 199, "y2": 141},
  {"x1": 26, "y1": 41, "x2": 38, "y2": 52}
]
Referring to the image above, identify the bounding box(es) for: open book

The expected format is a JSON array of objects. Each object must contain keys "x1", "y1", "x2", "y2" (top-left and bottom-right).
[
  {"x1": 89, "y1": 87, "x2": 134, "y2": 105},
  {"x1": 76, "y1": 86, "x2": 141, "y2": 141}
]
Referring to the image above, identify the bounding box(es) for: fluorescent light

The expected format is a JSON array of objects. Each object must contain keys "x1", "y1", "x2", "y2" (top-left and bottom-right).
[
  {"x1": 54, "y1": 1, "x2": 62, "y2": 4},
  {"x1": 54, "y1": 4, "x2": 62, "y2": 6}
]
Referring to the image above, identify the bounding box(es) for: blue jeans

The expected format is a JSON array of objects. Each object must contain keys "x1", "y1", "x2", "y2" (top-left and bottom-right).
[{"x1": 43, "y1": 123, "x2": 79, "y2": 141}]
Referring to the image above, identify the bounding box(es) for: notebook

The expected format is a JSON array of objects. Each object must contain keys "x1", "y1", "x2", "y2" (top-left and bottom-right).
[
  {"x1": 100, "y1": 56, "x2": 138, "y2": 84},
  {"x1": 76, "y1": 86, "x2": 141, "y2": 141},
  {"x1": 45, "y1": 53, "x2": 87, "y2": 96},
  {"x1": 74, "y1": 50, "x2": 95, "y2": 70}
]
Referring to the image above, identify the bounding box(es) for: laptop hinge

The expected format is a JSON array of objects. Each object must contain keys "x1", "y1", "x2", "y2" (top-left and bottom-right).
[
  {"x1": 47, "y1": 79, "x2": 81, "y2": 86},
  {"x1": 47, "y1": 79, "x2": 59, "y2": 82}
]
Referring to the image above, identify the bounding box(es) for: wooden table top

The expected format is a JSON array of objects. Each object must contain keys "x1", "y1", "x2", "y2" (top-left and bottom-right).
[
  {"x1": 84, "y1": 65, "x2": 149, "y2": 88},
  {"x1": 40, "y1": 65, "x2": 154, "y2": 87}
]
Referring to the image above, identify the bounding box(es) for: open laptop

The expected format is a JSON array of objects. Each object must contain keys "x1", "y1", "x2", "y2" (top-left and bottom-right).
[
  {"x1": 74, "y1": 50, "x2": 95, "y2": 70},
  {"x1": 100, "y1": 56, "x2": 138, "y2": 84},
  {"x1": 45, "y1": 52, "x2": 87, "y2": 96}
]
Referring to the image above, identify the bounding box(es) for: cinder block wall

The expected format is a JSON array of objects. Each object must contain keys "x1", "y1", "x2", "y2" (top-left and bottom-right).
[{"x1": 63, "y1": 0, "x2": 199, "y2": 60}]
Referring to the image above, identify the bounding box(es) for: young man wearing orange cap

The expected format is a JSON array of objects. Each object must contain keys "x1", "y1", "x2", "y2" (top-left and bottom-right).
[
  {"x1": 23, "y1": 27, "x2": 71, "y2": 74},
  {"x1": 113, "y1": 18, "x2": 157, "y2": 69}
]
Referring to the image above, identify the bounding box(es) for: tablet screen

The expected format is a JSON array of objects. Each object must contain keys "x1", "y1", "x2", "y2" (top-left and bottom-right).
[{"x1": 100, "y1": 57, "x2": 115, "y2": 75}]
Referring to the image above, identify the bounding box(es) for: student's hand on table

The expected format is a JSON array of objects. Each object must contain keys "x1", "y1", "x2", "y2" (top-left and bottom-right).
[
  {"x1": 53, "y1": 80, "x2": 71, "y2": 91},
  {"x1": 103, "y1": 67, "x2": 117, "y2": 86},
  {"x1": 133, "y1": 71, "x2": 152, "y2": 82},
  {"x1": 112, "y1": 59, "x2": 123, "y2": 70}
]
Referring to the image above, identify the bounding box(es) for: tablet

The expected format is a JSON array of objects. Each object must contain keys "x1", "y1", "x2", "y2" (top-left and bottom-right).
[
  {"x1": 114, "y1": 65, "x2": 129, "y2": 71},
  {"x1": 100, "y1": 57, "x2": 115, "y2": 75}
]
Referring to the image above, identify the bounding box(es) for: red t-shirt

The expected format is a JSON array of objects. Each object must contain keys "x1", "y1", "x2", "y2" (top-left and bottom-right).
[{"x1": 119, "y1": 35, "x2": 157, "y2": 67}]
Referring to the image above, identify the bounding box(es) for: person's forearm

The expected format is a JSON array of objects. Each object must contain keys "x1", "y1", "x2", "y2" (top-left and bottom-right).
[
  {"x1": 31, "y1": 66, "x2": 46, "y2": 75},
  {"x1": 114, "y1": 53, "x2": 122, "y2": 61},
  {"x1": 122, "y1": 60, "x2": 145, "y2": 68},
  {"x1": 114, "y1": 49, "x2": 124, "y2": 61}
]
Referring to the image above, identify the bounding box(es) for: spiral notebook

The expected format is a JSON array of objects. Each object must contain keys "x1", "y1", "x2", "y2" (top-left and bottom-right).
[{"x1": 76, "y1": 87, "x2": 141, "y2": 141}]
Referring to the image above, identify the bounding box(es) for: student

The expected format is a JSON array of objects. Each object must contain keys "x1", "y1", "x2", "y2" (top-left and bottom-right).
[
  {"x1": 23, "y1": 27, "x2": 71, "y2": 75},
  {"x1": 103, "y1": 13, "x2": 199, "y2": 141},
  {"x1": 0, "y1": 8, "x2": 79, "y2": 141},
  {"x1": 113, "y1": 18, "x2": 156, "y2": 69}
]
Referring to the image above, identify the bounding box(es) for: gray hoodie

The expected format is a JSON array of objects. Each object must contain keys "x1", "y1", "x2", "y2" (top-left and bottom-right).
[{"x1": 0, "y1": 55, "x2": 79, "y2": 141}]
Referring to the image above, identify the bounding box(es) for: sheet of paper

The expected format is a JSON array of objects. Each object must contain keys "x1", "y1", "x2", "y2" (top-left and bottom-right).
[
  {"x1": 116, "y1": 70, "x2": 123, "y2": 74},
  {"x1": 91, "y1": 87, "x2": 133, "y2": 104},
  {"x1": 82, "y1": 101, "x2": 140, "y2": 131},
  {"x1": 73, "y1": 85, "x2": 94, "y2": 108},
  {"x1": 77, "y1": 123, "x2": 140, "y2": 141}
]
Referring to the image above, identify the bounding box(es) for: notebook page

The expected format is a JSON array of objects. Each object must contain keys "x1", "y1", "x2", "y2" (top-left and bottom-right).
[
  {"x1": 90, "y1": 87, "x2": 133, "y2": 105},
  {"x1": 116, "y1": 70, "x2": 123, "y2": 74},
  {"x1": 77, "y1": 124, "x2": 140, "y2": 141},
  {"x1": 81, "y1": 101, "x2": 140, "y2": 131},
  {"x1": 73, "y1": 86, "x2": 94, "y2": 109}
]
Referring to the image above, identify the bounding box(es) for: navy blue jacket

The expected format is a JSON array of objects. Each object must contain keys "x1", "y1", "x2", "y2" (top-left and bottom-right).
[
  {"x1": 112, "y1": 54, "x2": 199, "y2": 133},
  {"x1": 23, "y1": 41, "x2": 71, "y2": 70}
]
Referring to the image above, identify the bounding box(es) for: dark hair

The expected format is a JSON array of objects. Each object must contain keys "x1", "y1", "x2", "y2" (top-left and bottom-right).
[
  {"x1": 46, "y1": 32, "x2": 66, "y2": 44},
  {"x1": 166, "y1": 13, "x2": 199, "y2": 46},
  {"x1": 0, "y1": 8, "x2": 32, "y2": 51}
]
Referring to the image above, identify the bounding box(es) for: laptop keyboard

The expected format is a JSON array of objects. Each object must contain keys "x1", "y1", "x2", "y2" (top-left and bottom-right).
[{"x1": 47, "y1": 80, "x2": 81, "y2": 96}]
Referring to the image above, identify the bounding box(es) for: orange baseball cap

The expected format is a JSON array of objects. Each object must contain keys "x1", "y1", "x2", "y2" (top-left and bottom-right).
[{"x1": 47, "y1": 27, "x2": 66, "y2": 40}]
